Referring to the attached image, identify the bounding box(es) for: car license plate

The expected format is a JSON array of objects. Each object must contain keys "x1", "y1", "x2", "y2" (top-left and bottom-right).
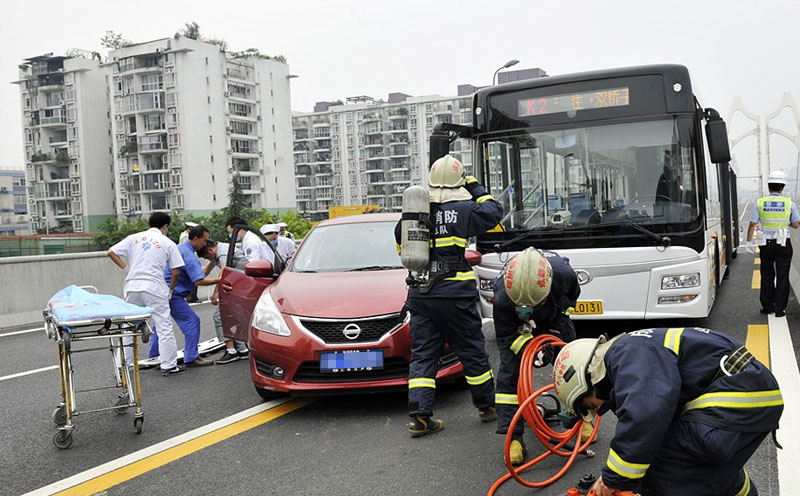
[
  {"x1": 319, "y1": 350, "x2": 384, "y2": 373},
  {"x1": 573, "y1": 301, "x2": 603, "y2": 315}
]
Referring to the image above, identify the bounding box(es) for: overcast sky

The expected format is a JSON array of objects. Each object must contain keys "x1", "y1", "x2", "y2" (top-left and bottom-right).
[{"x1": 2, "y1": 0, "x2": 798, "y2": 189}]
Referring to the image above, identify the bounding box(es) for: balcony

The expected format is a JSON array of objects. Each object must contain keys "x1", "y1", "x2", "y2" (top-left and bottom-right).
[
  {"x1": 40, "y1": 110, "x2": 67, "y2": 127},
  {"x1": 365, "y1": 126, "x2": 382, "y2": 135},
  {"x1": 139, "y1": 142, "x2": 166, "y2": 154}
]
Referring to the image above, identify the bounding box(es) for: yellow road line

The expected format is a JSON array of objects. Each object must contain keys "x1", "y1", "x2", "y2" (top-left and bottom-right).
[
  {"x1": 755, "y1": 258, "x2": 760, "y2": 264},
  {"x1": 752, "y1": 270, "x2": 760, "y2": 289},
  {"x1": 746, "y1": 324, "x2": 770, "y2": 369},
  {"x1": 54, "y1": 399, "x2": 313, "y2": 496}
]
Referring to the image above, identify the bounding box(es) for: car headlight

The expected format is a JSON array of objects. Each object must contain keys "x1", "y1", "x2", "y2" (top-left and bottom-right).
[
  {"x1": 251, "y1": 292, "x2": 291, "y2": 336},
  {"x1": 661, "y1": 273, "x2": 700, "y2": 290}
]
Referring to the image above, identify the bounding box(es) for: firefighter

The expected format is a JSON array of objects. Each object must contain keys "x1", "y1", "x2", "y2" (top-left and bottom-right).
[
  {"x1": 394, "y1": 154, "x2": 503, "y2": 437},
  {"x1": 746, "y1": 170, "x2": 800, "y2": 317},
  {"x1": 493, "y1": 247, "x2": 580, "y2": 465},
  {"x1": 552, "y1": 327, "x2": 783, "y2": 496}
]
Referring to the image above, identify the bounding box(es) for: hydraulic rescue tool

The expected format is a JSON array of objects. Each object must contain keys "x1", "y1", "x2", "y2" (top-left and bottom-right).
[{"x1": 400, "y1": 184, "x2": 431, "y2": 287}]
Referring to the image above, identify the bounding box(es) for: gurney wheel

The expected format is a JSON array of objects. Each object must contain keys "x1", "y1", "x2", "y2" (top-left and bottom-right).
[
  {"x1": 52, "y1": 405, "x2": 67, "y2": 426},
  {"x1": 139, "y1": 323, "x2": 150, "y2": 344},
  {"x1": 134, "y1": 416, "x2": 144, "y2": 434},
  {"x1": 114, "y1": 396, "x2": 129, "y2": 415},
  {"x1": 53, "y1": 430, "x2": 73, "y2": 449}
]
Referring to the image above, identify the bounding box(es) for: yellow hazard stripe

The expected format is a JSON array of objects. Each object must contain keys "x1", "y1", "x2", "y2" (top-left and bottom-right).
[
  {"x1": 444, "y1": 270, "x2": 475, "y2": 281},
  {"x1": 682, "y1": 389, "x2": 784, "y2": 414},
  {"x1": 495, "y1": 393, "x2": 518, "y2": 405},
  {"x1": 476, "y1": 194, "x2": 494, "y2": 204},
  {"x1": 408, "y1": 377, "x2": 436, "y2": 389},
  {"x1": 735, "y1": 469, "x2": 751, "y2": 496},
  {"x1": 663, "y1": 327, "x2": 685, "y2": 355},
  {"x1": 466, "y1": 370, "x2": 493, "y2": 385},
  {"x1": 510, "y1": 333, "x2": 533, "y2": 355},
  {"x1": 430, "y1": 236, "x2": 468, "y2": 248},
  {"x1": 606, "y1": 448, "x2": 650, "y2": 480}
]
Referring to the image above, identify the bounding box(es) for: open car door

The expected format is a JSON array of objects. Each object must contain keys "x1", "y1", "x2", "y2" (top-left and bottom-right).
[{"x1": 218, "y1": 225, "x2": 284, "y2": 343}]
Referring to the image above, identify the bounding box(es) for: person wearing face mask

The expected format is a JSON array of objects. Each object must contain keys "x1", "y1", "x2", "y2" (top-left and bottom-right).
[
  {"x1": 260, "y1": 224, "x2": 297, "y2": 263},
  {"x1": 492, "y1": 247, "x2": 580, "y2": 465},
  {"x1": 552, "y1": 328, "x2": 783, "y2": 496}
]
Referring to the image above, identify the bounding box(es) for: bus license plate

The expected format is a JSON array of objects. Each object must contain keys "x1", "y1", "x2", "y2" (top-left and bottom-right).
[
  {"x1": 573, "y1": 301, "x2": 603, "y2": 315},
  {"x1": 320, "y1": 350, "x2": 384, "y2": 373}
]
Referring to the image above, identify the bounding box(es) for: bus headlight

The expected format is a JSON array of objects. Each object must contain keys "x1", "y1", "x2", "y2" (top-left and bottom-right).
[
  {"x1": 661, "y1": 273, "x2": 700, "y2": 290},
  {"x1": 251, "y1": 293, "x2": 291, "y2": 336}
]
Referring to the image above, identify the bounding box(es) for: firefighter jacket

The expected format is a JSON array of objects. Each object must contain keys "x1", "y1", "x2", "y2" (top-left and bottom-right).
[
  {"x1": 492, "y1": 250, "x2": 580, "y2": 342},
  {"x1": 597, "y1": 327, "x2": 783, "y2": 490},
  {"x1": 395, "y1": 181, "x2": 502, "y2": 299}
]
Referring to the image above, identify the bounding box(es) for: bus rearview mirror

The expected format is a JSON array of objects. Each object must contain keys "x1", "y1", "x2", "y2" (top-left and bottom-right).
[{"x1": 705, "y1": 117, "x2": 731, "y2": 164}]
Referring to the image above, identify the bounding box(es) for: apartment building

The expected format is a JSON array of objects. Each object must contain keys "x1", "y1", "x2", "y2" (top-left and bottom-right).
[
  {"x1": 292, "y1": 90, "x2": 476, "y2": 221},
  {"x1": 108, "y1": 36, "x2": 295, "y2": 218},
  {"x1": 0, "y1": 169, "x2": 29, "y2": 236},
  {"x1": 15, "y1": 54, "x2": 114, "y2": 233}
]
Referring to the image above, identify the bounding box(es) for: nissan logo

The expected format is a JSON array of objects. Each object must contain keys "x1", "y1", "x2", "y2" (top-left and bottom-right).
[
  {"x1": 342, "y1": 323, "x2": 362, "y2": 340},
  {"x1": 574, "y1": 269, "x2": 591, "y2": 285}
]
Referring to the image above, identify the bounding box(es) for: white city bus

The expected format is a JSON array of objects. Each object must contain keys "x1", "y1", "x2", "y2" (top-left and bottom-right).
[{"x1": 430, "y1": 65, "x2": 738, "y2": 319}]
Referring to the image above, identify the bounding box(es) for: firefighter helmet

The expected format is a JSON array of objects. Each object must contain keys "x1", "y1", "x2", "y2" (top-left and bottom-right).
[
  {"x1": 428, "y1": 155, "x2": 472, "y2": 203},
  {"x1": 552, "y1": 336, "x2": 606, "y2": 422},
  {"x1": 504, "y1": 248, "x2": 552, "y2": 307}
]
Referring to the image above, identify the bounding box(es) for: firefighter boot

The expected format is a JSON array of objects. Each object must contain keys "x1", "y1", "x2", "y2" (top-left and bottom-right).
[
  {"x1": 581, "y1": 420, "x2": 597, "y2": 444},
  {"x1": 408, "y1": 415, "x2": 444, "y2": 437},
  {"x1": 479, "y1": 405, "x2": 498, "y2": 423},
  {"x1": 505, "y1": 435, "x2": 527, "y2": 466}
]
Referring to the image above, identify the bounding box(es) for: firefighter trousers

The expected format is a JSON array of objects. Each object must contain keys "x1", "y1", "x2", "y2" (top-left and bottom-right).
[
  {"x1": 636, "y1": 419, "x2": 765, "y2": 496},
  {"x1": 407, "y1": 297, "x2": 494, "y2": 416}
]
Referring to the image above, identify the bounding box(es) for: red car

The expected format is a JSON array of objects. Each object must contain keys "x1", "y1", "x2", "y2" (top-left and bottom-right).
[{"x1": 219, "y1": 213, "x2": 467, "y2": 400}]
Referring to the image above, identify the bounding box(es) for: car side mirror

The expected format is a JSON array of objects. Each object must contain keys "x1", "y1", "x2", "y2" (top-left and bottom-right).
[
  {"x1": 704, "y1": 108, "x2": 731, "y2": 164},
  {"x1": 245, "y1": 260, "x2": 277, "y2": 278},
  {"x1": 465, "y1": 249, "x2": 482, "y2": 266}
]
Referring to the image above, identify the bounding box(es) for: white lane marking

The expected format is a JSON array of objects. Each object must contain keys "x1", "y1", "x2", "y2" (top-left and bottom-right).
[
  {"x1": 740, "y1": 201, "x2": 750, "y2": 224},
  {"x1": 23, "y1": 398, "x2": 292, "y2": 496},
  {"x1": 188, "y1": 300, "x2": 209, "y2": 307},
  {"x1": 768, "y1": 314, "x2": 800, "y2": 493},
  {"x1": 0, "y1": 326, "x2": 45, "y2": 337},
  {"x1": 0, "y1": 365, "x2": 58, "y2": 382}
]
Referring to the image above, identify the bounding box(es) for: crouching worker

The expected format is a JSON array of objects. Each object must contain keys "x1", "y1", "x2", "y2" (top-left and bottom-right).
[
  {"x1": 553, "y1": 327, "x2": 783, "y2": 496},
  {"x1": 493, "y1": 247, "x2": 580, "y2": 465}
]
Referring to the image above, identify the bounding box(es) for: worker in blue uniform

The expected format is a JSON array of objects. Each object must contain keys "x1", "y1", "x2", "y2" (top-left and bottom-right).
[
  {"x1": 552, "y1": 327, "x2": 783, "y2": 496},
  {"x1": 493, "y1": 247, "x2": 580, "y2": 464},
  {"x1": 394, "y1": 154, "x2": 503, "y2": 437},
  {"x1": 149, "y1": 225, "x2": 221, "y2": 368}
]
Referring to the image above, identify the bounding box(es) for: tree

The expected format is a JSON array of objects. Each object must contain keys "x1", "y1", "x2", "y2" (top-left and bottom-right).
[
  {"x1": 278, "y1": 210, "x2": 313, "y2": 239},
  {"x1": 225, "y1": 173, "x2": 249, "y2": 219},
  {"x1": 92, "y1": 217, "x2": 148, "y2": 248},
  {"x1": 181, "y1": 22, "x2": 201, "y2": 40},
  {"x1": 100, "y1": 31, "x2": 132, "y2": 49},
  {"x1": 251, "y1": 210, "x2": 275, "y2": 230}
]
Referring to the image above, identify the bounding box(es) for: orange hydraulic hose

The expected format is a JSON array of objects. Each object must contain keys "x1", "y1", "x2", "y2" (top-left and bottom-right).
[{"x1": 487, "y1": 334, "x2": 602, "y2": 496}]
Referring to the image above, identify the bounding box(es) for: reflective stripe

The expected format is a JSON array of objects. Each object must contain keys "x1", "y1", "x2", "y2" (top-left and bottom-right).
[
  {"x1": 510, "y1": 333, "x2": 533, "y2": 355},
  {"x1": 408, "y1": 378, "x2": 436, "y2": 389},
  {"x1": 563, "y1": 306, "x2": 574, "y2": 316},
  {"x1": 682, "y1": 390, "x2": 784, "y2": 414},
  {"x1": 395, "y1": 243, "x2": 401, "y2": 254},
  {"x1": 758, "y1": 196, "x2": 791, "y2": 229},
  {"x1": 606, "y1": 448, "x2": 650, "y2": 480},
  {"x1": 663, "y1": 327, "x2": 685, "y2": 355},
  {"x1": 444, "y1": 270, "x2": 475, "y2": 281},
  {"x1": 466, "y1": 370, "x2": 493, "y2": 385},
  {"x1": 495, "y1": 393, "x2": 519, "y2": 405},
  {"x1": 465, "y1": 175, "x2": 478, "y2": 184},
  {"x1": 430, "y1": 236, "x2": 468, "y2": 248},
  {"x1": 476, "y1": 194, "x2": 494, "y2": 204},
  {"x1": 735, "y1": 469, "x2": 751, "y2": 496}
]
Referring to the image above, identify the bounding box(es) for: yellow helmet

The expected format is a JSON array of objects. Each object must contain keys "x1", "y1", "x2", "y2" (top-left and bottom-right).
[
  {"x1": 428, "y1": 155, "x2": 472, "y2": 203},
  {"x1": 503, "y1": 247, "x2": 552, "y2": 307},
  {"x1": 552, "y1": 337, "x2": 605, "y2": 422}
]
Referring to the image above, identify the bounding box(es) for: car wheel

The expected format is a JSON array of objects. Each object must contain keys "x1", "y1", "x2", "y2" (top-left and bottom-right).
[{"x1": 254, "y1": 384, "x2": 287, "y2": 402}]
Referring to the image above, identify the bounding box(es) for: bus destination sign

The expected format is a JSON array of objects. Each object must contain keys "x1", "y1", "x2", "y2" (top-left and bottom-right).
[{"x1": 518, "y1": 87, "x2": 630, "y2": 117}]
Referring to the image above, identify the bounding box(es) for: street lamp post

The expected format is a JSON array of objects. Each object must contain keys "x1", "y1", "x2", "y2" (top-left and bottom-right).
[{"x1": 493, "y1": 59, "x2": 519, "y2": 85}]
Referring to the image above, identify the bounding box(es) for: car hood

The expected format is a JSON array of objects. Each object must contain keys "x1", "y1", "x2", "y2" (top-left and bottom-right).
[{"x1": 270, "y1": 269, "x2": 408, "y2": 318}]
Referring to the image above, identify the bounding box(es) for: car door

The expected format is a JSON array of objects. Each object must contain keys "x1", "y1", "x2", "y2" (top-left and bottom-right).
[{"x1": 219, "y1": 225, "x2": 284, "y2": 343}]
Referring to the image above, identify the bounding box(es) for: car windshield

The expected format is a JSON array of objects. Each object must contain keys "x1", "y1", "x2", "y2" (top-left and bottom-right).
[{"x1": 290, "y1": 220, "x2": 403, "y2": 273}]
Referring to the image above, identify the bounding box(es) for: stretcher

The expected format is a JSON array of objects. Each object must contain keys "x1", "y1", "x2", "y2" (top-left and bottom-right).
[{"x1": 44, "y1": 285, "x2": 153, "y2": 449}]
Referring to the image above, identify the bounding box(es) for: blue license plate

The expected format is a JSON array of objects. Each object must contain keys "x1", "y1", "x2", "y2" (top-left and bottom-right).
[{"x1": 319, "y1": 350, "x2": 384, "y2": 372}]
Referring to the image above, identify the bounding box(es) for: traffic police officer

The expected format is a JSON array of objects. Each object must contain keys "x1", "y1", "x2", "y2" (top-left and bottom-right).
[
  {"x1": 746, "y1": 170, "x2": 800, "y2": 317},
  {"x1": 552, "y1": 327, "x2": 783, "y2": 496},
  {"x1": 493, "y1": 247, "x2": 580, "y2": 464},
  {"x1": 394, "y1": 154, "x2": 503, "y2": 437}
]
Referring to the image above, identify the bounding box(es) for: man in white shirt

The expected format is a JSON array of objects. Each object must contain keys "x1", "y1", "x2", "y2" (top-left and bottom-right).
[
  {"x1": 261, "y1": 223, "x2": 296, "y2": 263},
  {"x1": 107, "y1": 212, "x2": 186, "y2": 376},
  {"x1": 225, "y1": 216, "x2": 271, "y2": 264}
]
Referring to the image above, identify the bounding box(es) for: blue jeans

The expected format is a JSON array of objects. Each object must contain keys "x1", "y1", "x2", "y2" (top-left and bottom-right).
[{"x1": 149, "y1": 294, "x2": 201, "y2": 364}]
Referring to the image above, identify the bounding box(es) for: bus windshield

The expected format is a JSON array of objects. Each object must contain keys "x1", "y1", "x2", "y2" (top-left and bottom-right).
[{"x1": 481, "y1": 116, "x2": 700, "y2": 233}]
